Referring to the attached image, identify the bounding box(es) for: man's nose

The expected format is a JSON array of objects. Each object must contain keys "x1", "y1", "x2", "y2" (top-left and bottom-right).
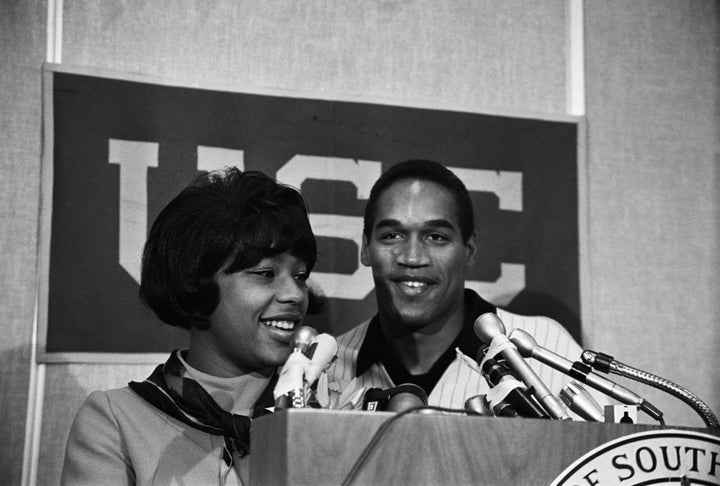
[{"x1": 396, "y1": 236, "x2": 429, "y2": 266}]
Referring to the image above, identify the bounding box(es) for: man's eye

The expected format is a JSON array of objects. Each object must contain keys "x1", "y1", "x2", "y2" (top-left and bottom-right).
[
  {"x1": 426, "y1": 233, "x2": 448, "y2": 242},
  {"x1": 379, "y1": 232, "x2": 403, "y2": 240},
  {"x1": 295, "y1": 271, "x2": 309, "y2": 281}
]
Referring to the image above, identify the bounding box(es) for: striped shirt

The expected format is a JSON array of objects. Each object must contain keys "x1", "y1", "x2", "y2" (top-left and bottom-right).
[{"x1": 321, "y1": 290, "x2": 605, "y2": 415}]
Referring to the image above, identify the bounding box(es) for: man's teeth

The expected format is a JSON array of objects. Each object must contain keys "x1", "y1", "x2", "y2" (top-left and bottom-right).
[
  {"x1": 400, "y1": 281, "x2": 427, "y2": 288},
  {"x1": 262, "y1": 320, "x2": 296, "y2": 330}
]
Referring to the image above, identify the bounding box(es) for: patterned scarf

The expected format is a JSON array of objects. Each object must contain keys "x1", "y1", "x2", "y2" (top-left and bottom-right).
[{"x1": 129, "y1": 350, "x2": 277, "y2": 465}]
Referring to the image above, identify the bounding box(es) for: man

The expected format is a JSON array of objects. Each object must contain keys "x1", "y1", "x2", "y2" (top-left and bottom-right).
[{"x1": 323, "y1": 159, "x2": 596, "y2": 414}]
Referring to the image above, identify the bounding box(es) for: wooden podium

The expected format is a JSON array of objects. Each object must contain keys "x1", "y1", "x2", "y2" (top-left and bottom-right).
[{"x1": 249, "y1": 409, "x2": 719, "y2": 485}]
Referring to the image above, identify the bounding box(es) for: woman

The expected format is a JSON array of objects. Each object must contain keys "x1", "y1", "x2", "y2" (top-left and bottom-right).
[{"x1": 62, "y1": 168, "x2": 321, "y2": 485}]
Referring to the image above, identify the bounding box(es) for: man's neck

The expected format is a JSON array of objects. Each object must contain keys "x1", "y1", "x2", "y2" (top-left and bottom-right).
[{"x1": 379, "y1": 305, "x2": 466, "y2": 375}]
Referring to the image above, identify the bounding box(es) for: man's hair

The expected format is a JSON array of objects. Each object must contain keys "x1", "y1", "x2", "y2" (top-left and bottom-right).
[
  {"x1": 363, "y1": 159, "x2": 474, "y2": 241},
  {"x1": 139, "y1": 167, "x2": 318, "y2": 330}
]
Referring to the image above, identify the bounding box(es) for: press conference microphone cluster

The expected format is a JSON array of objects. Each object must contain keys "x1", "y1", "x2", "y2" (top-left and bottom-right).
[
  {"x1": 479, "y1": 355, "x2": 547, "y2": 418},
  {"x1": 274, "y1": 326, "x2": 338, "y2": 409},
  {"x1": 508, "y1": 328, "x2": 664, "y2": 424},
  {"x1": 474, "y1": 313, "x2": 570, "y2": 420}
]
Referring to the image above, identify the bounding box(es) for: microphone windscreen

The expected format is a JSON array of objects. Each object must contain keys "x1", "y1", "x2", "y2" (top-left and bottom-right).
[
  {"x1": 386, "y1": 384, "x2": 428, "y2": 412},
  {"x1": 273, "y1": 351, "x2": 308, "y2": 399},
  {"x1": 304, "y1": 333, "x2": 338, "y2": 384}
]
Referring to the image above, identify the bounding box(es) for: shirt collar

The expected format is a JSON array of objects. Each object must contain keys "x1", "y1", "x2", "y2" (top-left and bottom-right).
[{"x1": 356, "y1": 289, "x2": 496, "y2": 377}]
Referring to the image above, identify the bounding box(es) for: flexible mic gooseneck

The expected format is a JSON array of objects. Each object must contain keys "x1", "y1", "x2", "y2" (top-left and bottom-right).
[{"x1": 582, "y1": 350, "x2": 718, "y2": 428}]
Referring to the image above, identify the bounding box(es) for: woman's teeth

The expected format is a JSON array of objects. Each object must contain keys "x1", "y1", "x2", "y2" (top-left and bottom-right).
[{"x1": 262, "y1": 320, "x2": 295, "y2": 330}]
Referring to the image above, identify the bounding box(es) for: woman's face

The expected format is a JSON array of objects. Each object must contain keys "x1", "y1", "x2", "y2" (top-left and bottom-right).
[{"x1": 187, "y1": 251, "x2": 310, "y2": 377}]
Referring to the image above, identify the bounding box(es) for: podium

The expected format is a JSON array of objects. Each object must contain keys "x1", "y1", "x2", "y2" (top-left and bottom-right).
[{"x1": 249, "y1": 409, "x2": 720, "y2": 485}]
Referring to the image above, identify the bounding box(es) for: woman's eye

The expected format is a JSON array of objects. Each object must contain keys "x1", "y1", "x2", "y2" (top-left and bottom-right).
[
  {"x1": 252, "y1": 270, "x2": 275, "y2": 278},
  {"x1": 295, "y1": 271, "x2": 309, "y2": 281}
]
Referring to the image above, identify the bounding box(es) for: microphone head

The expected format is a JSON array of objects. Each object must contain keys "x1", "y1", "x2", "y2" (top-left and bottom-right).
[
  {"x1": 507, "y1": 329, "x2": 537, "y2": 358},
  {"x1": 560, "y1": 381, "x2": 605, "y2": 422},
  {"x1": 386, "y1": 384, "x2": 428, "y2": 412},
  {"x1": 362, "y1": 384, "x2": 428, "y2": 412},
  {"x1": 304, "y1": 333, "x2": 339, "y2": 384},
  {"x1": 581, "y1": 350, "x2": 597, "y2": 365},
  {"x1": 464, "y1": 395, "x2": 493, "y2": 416},
  {"x1": 290, "y1": 326, "x2": 318, "y2": 354},
  {"x1": 473, "y1": 313, "x2": 507, "y2": 345},
  {"x1": 306, "y1": 333, "x2": 338, "y2": 361}
]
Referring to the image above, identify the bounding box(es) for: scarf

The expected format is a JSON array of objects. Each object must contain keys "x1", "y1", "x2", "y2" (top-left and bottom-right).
[{"x1": 129, "y1": 350, "x2": 277, "y2": 466}]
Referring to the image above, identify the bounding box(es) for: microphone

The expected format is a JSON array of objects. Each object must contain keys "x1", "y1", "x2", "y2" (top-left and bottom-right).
[
  {"x1": 560, "y1": 381, "x2": 605, "y2": 422},
  {"x1": 480, "y1": 355, "x2": 547, "y2": 418},
  {"x1": 509, "y1": 329, "x2": 663, "y2": 422},
  {"x1": 273, "y1": 351, "x2": 308, "y2": 409},
  {"x1": 290, "y1": 326, "x2": 318, "y2": 354},
  {"x1": 464, "y1": 395, "x2": 493, "y2": 416},
  {"x1": 474, "y1": 313, "x2": 570, "y2": 420},
  {"x1": 274, "y1": 327, "x2": 338, "y2": 409},
  {"x1": 362, "y1": 384, "x2": 428, "y2": 412},
  {"x1": 303, "y1": 332, "x2": 338, "y2": 385}
]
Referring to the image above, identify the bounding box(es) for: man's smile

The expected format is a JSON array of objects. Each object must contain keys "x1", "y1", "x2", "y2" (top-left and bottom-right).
[{"x1": 390, "y1": 275, "x2": 436, "y2": 296}]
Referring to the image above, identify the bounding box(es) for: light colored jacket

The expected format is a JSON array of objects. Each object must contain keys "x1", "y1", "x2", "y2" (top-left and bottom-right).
[{"x1": 62, "y1": 387, "x2": 246, "y2": 486}]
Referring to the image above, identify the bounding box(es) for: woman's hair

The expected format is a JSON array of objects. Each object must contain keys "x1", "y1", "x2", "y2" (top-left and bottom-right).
[{"x1": 139, "y1": 167, "x2": 319, "y2": 329}]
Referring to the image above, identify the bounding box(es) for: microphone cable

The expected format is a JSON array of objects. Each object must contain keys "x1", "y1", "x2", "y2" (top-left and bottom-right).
[{"x1": 340, "y1": 405, "x2": 465, "y2": 486}]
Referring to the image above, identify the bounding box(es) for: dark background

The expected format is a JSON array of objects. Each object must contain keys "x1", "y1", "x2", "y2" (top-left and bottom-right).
[{"x1": 46, "y1": 71, "x2": 580, "y2": 353}]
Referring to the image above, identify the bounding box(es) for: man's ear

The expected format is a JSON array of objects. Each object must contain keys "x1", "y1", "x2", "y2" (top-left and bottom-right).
[
  {"x1": 360, "y1": 234, "x2": 371, "y2": 267},
  {"x1": 465, "y1": 231, "x2": 478, "y2": 267}
]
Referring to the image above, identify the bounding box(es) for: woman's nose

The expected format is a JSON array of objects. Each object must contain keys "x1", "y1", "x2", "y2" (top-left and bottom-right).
[{"x1": 276, "y1": 275, "x2": 306, "y2": 303}]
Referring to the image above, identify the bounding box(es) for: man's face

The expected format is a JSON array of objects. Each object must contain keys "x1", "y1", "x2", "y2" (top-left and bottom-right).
[{"x1": 361, "y1": 178, "x2": 476, "y2": 333}]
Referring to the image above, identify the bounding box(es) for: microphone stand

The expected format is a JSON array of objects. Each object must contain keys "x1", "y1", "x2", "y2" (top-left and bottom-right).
[{"x1": 582, "y1": 350, "x2": 719, "y2": 428}]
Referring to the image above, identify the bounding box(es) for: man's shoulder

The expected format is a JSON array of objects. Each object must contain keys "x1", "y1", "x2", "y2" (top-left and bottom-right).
[
  {"x1": 496, "y1": 307, "x2": 564, "y2": 327},
  {"x1": 495, "y1": 307, "x2": 581, "y2": 355},
  {"x1": 334, "y1": 318, "x2": 372, "y2": 347}
]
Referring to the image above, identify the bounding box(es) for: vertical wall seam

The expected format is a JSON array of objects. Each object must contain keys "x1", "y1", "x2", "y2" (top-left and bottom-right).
[
  {"x1": 566, "y1": 0, "x2": 594, "y2": 347},
  {"x1": 567, "y1": 0, "x2": 585, "y2": 116},
  {"x1": 22, "y1": 0, "x2": 63, "y2": 484},
  {"x1": 46, "y1": 0, "x2": 62, "y2": 63}
]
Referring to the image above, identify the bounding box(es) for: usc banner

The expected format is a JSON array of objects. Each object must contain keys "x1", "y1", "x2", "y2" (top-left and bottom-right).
[{"x1": 39, "y1": 65, "x2": 584, "y2": 359}]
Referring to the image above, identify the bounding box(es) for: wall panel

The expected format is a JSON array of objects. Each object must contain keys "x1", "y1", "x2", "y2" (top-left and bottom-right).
[
  {"x1": 0, "y1": 1, "x2": 47, "y2": 485},
  {"x1": 61, "y1": 0, "x2": 568, "y2": 114},
  {"x1": 585, "y1": 0, "x2": 719, "y2": 428}
]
